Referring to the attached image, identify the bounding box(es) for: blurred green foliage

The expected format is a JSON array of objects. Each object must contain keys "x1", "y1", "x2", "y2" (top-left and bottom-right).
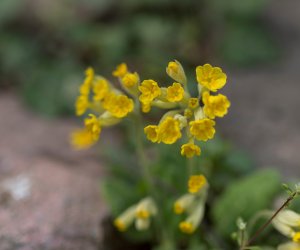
[
  {"x1": 0, "y1": 0, "x2": 278, "y2": 116},
  {"x1": 100, "y1": 133, "x2": 283, "y2": 249}
]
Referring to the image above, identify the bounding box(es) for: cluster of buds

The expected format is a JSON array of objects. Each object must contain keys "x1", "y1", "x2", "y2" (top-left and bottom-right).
[
  {"x1": 174, "y1": 175, "x2": 208, "y2": 234},
  {"x1": 114, "y1": 197, "x2": 157, "y2": 232},
  {"x1": 71, "y1": 61, "x2": 230, "y2": 158},
  {"x1": 272, "y1": 209, "x2": 300, "y2": 246}
]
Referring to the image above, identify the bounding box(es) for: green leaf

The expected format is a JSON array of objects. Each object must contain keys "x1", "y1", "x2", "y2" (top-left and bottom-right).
[{"x1": 212, "y1": 169, "x2": 281, "y2": 237}]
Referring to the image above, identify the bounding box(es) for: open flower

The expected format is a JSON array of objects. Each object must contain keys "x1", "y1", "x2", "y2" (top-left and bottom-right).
[
  {"x1": 84, "y1": 114, "x2": 101, "y2": 141},
  {"x1": 202, "y1": 91, "x2": 230, "y2": 119},
  {"x1": 157, "y1": 116, "x2": 182, "y2": 144},
  {"x1": 166, "y1": 82, "x2": 185, "y2": 102},
  {"x1": 93, "y1": 78, "x2": 109, "y2": 101},
  {"x1": 122, "y1": 72, "x2": 139, "y2": 88},
  {"x1": 75, "y1": 95, "x2": 89, "y2": 116},
  {"x1": 189, "y1": 118, "x2": 215, "y2": 141},
  {"x1": 196, "y1": 64, "x2": 227, "y2": 92},
  {"x1": 144, "y1": 125, "x2": 159, "y2": 143},
  {"x1": 139, "y1": 79, "x2": 161, "y2": 104},
  {"x1": 70, "y1": 129, "x2": 95, "y2": 149}
]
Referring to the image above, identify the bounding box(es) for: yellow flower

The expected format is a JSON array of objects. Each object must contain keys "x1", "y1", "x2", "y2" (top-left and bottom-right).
[
  {"x1": 196, "y1": 63, "x2": 227, "y2": 92},
  {"x1": 179, "y1": 221, "x2": 195, "y2": 234},
  {"x1": 181, "y1": 143, "x2": 201, "y2": 158},
  {"x1": 102, "y1": 92, "x2": 134, "y2": 118},
  {"x1": 139, "y1": 80, "x2": 161, "y2": 104},
  {"x1": 294, "y1": 233, "x2": 300, "y2": 243},
  {"x1": 188, "y1": 175, "x2": 207, "y2": 193},
  {"x1": 144, "y1": 125, "x2": 159, "y2": 143},
  {"x1": 79, "y1": 67, "x2": 95, "y2": 95},
  {"x1": 70, "y1": 129, "x2": 95, "y2": 150},
  {"x1": 108, "y1": 94, "x2": 134, "y2": 118},
  {"x1": 157, "y1": 117, "x2": 182, "y2": 144},
  {"x1": 166, "y1": 82, "x2": 184, "y2": 102},
  {"x1": 202, "y1": 91, "x2": 230, "y2": 119},
  {"x1": 84, "y1": 114, "x2": 101, "y2": 141},
  {"x1": 93, "y1": 79, "x2": 109, "y2": 101},
  {"x1": 174, "y1": 194, "x2": 195, "y2": 215},
  {"x1": 112, "y1": 63, "x2": 128, "y2": 77},
  {"x1": 189, "y1": 119, "x2": 215, "y2": 141},
  {"x1": 166, "y1": 60, "x2": 187, "y2": 84},
  {"x1": 122, "y1": 72, "x2": 139, "y2": 88},
  {"x1": 188, "y1": 98, "x2": 199, "y2": 109},
  {"x1": 75, "y1": 95, "x2": 89, "y2": 116}
]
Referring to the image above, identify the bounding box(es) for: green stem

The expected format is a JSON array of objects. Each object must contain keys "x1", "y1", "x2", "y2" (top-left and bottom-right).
[{"x1": 134, "y1": 101, "x2": 173, "y2": 246}]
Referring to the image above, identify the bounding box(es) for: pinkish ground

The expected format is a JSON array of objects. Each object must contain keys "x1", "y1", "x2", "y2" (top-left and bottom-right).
[{"x1": 0, "y1": 93, "x2": 107, "y2": 250}]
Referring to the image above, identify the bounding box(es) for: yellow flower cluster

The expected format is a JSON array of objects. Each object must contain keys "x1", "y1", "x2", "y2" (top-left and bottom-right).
[
  {"x1": 174, "y1": 175, "x2": 208, "y2": 234},
  {"x1": 71, "y1": 64, "x2": 136, "y2": 149},
  {"x1": 143, "y1": 61, "x2": 230, "y2": 158}
]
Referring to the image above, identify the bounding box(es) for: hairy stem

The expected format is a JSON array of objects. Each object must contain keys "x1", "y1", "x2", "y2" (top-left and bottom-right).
[{"x1": 244, "y1": 192, "x2": 297, "y2": 248}]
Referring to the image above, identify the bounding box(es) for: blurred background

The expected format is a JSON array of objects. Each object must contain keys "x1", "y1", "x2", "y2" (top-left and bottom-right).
[{"x1": 0, "y1": 0, "x2": 299, "y2": 249}]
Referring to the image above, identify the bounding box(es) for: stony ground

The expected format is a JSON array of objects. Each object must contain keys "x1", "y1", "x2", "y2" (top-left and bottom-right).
[
  {"x1": 0, "y1": 94, "x2": 107, "y2": 250},
  {"x1": 0, "y1": 0, "x2": 300, "y2": 249}
]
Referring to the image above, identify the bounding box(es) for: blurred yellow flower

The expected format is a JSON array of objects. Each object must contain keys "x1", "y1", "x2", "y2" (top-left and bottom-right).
[
  {"x1": 139, "y1": 79, "x2": 161, "y2": 104},
  {"x1": 112, "y1": 63, "x2": 128, "y2": 77},
  {"x1": 166, "y1": 82, "x2": 184, "y2": 102},
  {"x1": 106, "y1": 94, "x2": 134, "y2": 118},
  {"x1": 189, "y1": 118, "x2": 215, "y2": 141},
  {"x1": 93, "y1": 79, "x2": 109, "y2": 101},
  {"x1": 294, "y1": 232, "x2": 300, "y2": 243},
  {"x1": 79, "y1": 67, "x2": 95, "y2": 95},
  {"x1": 75, "y1": 95, "x2": 89, "y2": 116},
  {"x1": 202, "y1": 91, "x2": 230, "y2": 119},
  {"x1": 181, "y1": 143, "x2": 201, "y2": 158},
  {"x1": 122, "y1": 72, "x2": 139, "y2": 88},
  {"x1": 174, "y1": 194, "x2": 195, "y2": 214},
  {"x1": 179, "y1": 221, "x2": 195, "y2": 234},
  {"x1": 70, "y1": 129, "x2": 95, "y2": 150},
  {"x1": 84, "y1": 114, "x2": 101, "y2": 141},
  {"x1": 188, "y1": 175, "x2": 207, "y2": 194},
  {"x1": 196, "y1": 64, "x2": 227, "y2": 92}
]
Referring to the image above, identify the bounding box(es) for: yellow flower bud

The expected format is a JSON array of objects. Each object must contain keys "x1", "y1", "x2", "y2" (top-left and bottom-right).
[
  {"x1": 166, "y1": 60, "x2": 187, "y2": 84},
  {"x1": 84, "y1": 114, "x2": 101, "y2": 141},
  {"x1": 179, "y1": 202, "x2": 205, "y2": 234},
  {"x1": 114, "y1": 206, "x2": 136, "y2": 232},
  {"x1": 188, "y1": 98, "x2": 199, "y2": 109},
  {"x1": 174, "y1": 194, "x2": 195, "y2": 214}
]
